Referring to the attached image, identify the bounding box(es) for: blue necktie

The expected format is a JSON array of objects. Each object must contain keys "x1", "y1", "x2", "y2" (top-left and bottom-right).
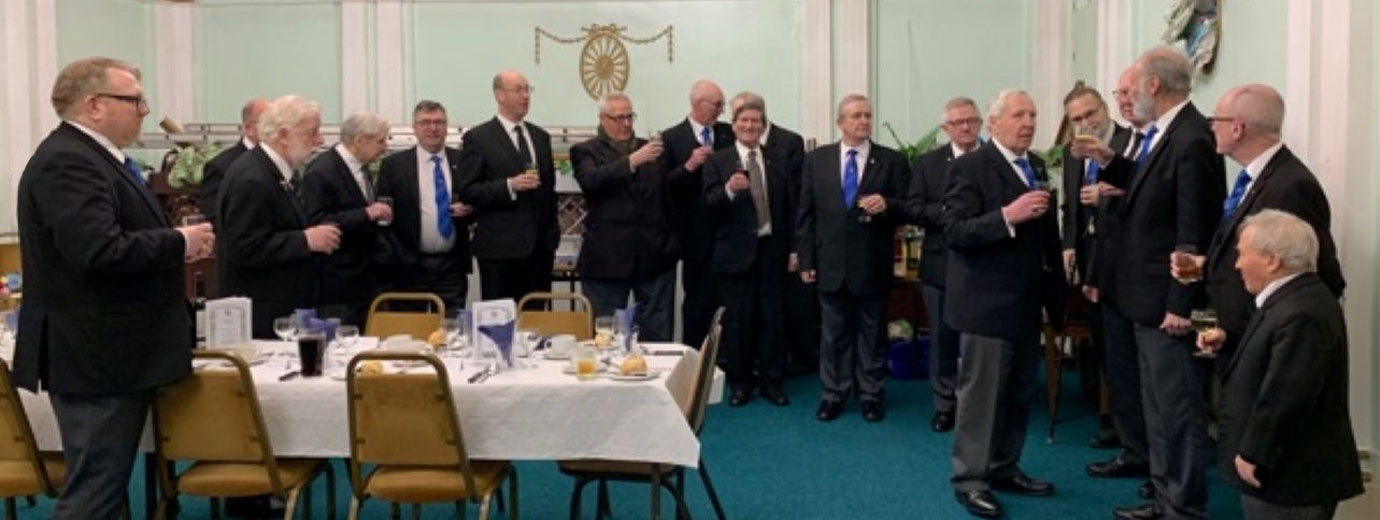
[
  {"x1": 1221, "y1": 169, "x2": 1251, "y2": 223},
  {"x1": 699, "y1": 126, "x2": 712, "y2": 147},
  {"x1": 1136, "y1": 124, "x2": 1159, "y2": 166},
  {"x1": 1084, "y1": 159, "x2": 1100, "y2": 184},
  {"x1": 122, "y1": 156, "x2": 144, "y2": 185},
  {"x1": 1013, "y1": 157, "x2": 1038, "y2": 189},
  {"x1": 431, "y1": 155, "x2": 454, "y2": 239},
  {"x1": 842, "y1": 149, "x2": 859, "y2": 208}
]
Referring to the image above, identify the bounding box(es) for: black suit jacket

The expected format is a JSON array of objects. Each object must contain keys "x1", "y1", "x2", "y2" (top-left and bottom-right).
[
  {"x1": 797, "y1": 142, "x2": 911, "y2": 297},
  {"x1": 456, "y1": 117, "x2": 559, "y2": 260},
  {"x1": 1097, "y1": 102, "x2": 1225, "y2": 325},
  {"x1": 701, "y1": 145, "x2": 795, "y2": 274},
  {"x1": 905, "y1": 144, "x2": 956, "y2": 286},
  {"x1": 299, "y1": 146, "x2": 380, "y2": 304},
  {"x1": 199, "y1": 141, "x2": 249, "y2": 227},
  {"x1": 571, "y1": 137, "x2": 676, "y2": 280},
  {"x1": 764, "y1": 124, "x2": 805, "y2": 178},
  {"x1": 662, "y1": 118, "x2": 735, "y2": 262},
  {"x1": 216, "y1": 147, "x2": 318, "y2": 337},
  {"x1": 1218, "y1": 274, "x2": 1362, "y2": 506},
  {"x1": 1205, "y1": 146, "x2": 1344, "y2": 337},
  {"x1": 375, "y1": 146, "x2": 473, "y2": 281},
  {"x1": 1061, "y1": 125, "x2": 1131, "y2": 279},
  {"x1": 942, "y1": 143, "x2": 1064, "y2": 341},
  {"x1": 14, "y1": 122, "x2": 192, "y2": 394}
]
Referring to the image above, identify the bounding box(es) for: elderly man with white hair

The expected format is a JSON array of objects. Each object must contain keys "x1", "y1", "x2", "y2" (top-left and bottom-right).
[
  {"x1": 218, "y1": 94, "x2": 341, "y2": 338},
  {"x1": 299, "y1": 110, "x2": 395, "y2": 326}
]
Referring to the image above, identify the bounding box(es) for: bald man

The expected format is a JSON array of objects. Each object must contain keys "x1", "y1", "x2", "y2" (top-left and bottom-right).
[{"x1": 201, "y1": 98, "x2": 268, "y2": 228}]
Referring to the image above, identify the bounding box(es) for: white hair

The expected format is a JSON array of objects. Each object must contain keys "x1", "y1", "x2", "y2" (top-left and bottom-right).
[
  {"x1": 987, "y1": 89, "x2": 1030, "y2": 120},
  {"x1": 835, "y1": 93, "x2": 869, "y2": 121},
  {"x1": 258, "y1": 94, "x2": 320, "y2": 138},
  {"x1": 596, "y1": 92, "x2": 630, "y2": 116},
  {"x1": 1139, "y1": 46, "x2": 1193, "y2": 97},
  {"x1": 1241, "y1": 209, "x2": 1319, "y2": 273},
  {"x1": 340, "y1": 110, "x2": 389, "y2": 142}
]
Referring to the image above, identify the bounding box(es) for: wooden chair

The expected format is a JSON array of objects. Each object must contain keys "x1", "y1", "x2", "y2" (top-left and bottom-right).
[
  {"x1": 152, "y1": 350, "x2": 335, "y2": 520},
  {"x1": 559, "y1": 307, "x2": 728, "y2": 520},
  {"x1": 1042, "y1": 292, "x2": 1110, "y2": 443},
  {"x1": 516, "y1": 292, "x2": 594, "y2": 340},
  {"x1": 0, "y1": 360, "x2": 64, "y2": 519},
  {"x1": 345, "y1": 351, "x2": 517, "y2": 520},
  {"x1": 365, "y1": 292, "x2": 446, "y2": 340}
]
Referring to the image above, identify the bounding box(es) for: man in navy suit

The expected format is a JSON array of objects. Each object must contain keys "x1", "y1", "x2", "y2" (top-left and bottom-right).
[
  {"x1": 15, "y1": 56, "x2": 215, "y2": 518},
  {"x1": 200, "y1": 98, "x2": 267, "y2": 228}
]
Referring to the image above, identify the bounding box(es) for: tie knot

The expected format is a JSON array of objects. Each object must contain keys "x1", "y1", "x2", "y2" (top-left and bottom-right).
[
  {"x1": 1145, "y1": 124, "x2": 1159, "y2": 139},
  {"x1": 847, "y1": 148, "x2": 857, "y2": 157},
  {"x1": 1235, "y1": 169, "x2": 1251, "y2": 184},
  {"x1": 430, "y1": 155, "x2": 442, "y2": 164},
  {"x1": 748, "y1": 149, "x2": 757, "y2": 160},
  {"x1": 1013, "y1": 157, "x2": 1029, "y2": 168}
]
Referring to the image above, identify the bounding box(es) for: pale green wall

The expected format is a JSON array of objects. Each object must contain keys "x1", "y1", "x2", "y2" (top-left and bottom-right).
[
  {"x1": 1071, "y1": 0, "x2": 1098, "y2": 87},
  {"x1": 55, "y1": 0, "x2": 160, "y2": 133},
  {"x1": 872, "y1": 0, "x2": 1035, "y2": 147}
]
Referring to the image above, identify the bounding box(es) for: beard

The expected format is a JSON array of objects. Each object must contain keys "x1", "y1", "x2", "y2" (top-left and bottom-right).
[{"x1": 1131, "y1": 85, "x2": 1156, "y2": 123}]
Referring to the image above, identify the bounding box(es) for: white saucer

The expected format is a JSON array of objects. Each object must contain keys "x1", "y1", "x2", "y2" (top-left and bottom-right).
[{"x1": 607, "y1": 369, "x2": 661, "y2": 381}]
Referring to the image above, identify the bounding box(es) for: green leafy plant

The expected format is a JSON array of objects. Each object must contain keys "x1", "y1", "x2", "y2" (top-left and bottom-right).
[
  {"x1": 882, "y1": 122, "x2": 942, "y2": 164},
  {"x1": 167, "y1": 142, "x2": 225, "y2": 189}
]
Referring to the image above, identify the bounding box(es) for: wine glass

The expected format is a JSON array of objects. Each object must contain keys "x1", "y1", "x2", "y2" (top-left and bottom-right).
[
  {"x1": 1173, "y1": 244, "x2": 1202, "y2": 284},
  {"x1": 272, "y1": 316, "x2": 298, "y2": 342},
  {"x1": 376, "y1": 196, "x2": 393, "y2": 226},
  {"x1": 594, "y1": 316, "x2": 615, "y2": 349},
  {"x1": 1190, "y1": 309, "x2": 1219, "y2": 358}
]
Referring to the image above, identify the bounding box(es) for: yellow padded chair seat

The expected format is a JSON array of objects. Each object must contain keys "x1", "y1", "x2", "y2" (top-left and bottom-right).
[
  {"x1": 0, "y1": 453, "x2": 64, "y2": 495},
  {"x1": 176, "y1": 458, "x2": 322, "y2": 497},
  {"x1": 363, "y1": 461, "x2": 510, "y2": 503},
  {"x1": 557, "y1": 459, "x2": 676, "y2": 476}
]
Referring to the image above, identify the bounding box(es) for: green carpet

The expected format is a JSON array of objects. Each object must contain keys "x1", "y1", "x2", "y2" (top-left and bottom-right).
[{"x1": 14, "y1": 365, "x2": 1245, "y2": 519}]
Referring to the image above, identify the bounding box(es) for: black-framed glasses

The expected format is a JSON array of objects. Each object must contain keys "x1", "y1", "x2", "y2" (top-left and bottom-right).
[
  {"x1": 95, "y1": 92, "x2": 147, "y2": 108},
  {"x1": 944, "y1": 117, "x2": 981, "y2": 127},
  {"x1": 1206, "y1": 116, "x2": 1237, "y2": 124},
  {"x1": 602, "y1": 112, "x2": 637, "y2": 123}
]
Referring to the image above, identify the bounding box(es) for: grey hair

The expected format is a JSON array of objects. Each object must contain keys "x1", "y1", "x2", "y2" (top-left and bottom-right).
[
  {"x1": 258, "y1": 94, "x2": 321, "y2": 138},
  {"x1": 987, "y1": 89, "x2": 1031, "y2": 120},
  {"x1": 731, "y1": 91, "x2": 766, "y2": 114},
  {"x1": 732, "y1": 93, "x2": 766, "y2": 121},
  {"x1": 1227, "y1": 84, "x2": 1285, "y2": 136},
  {"x1": 942, "y1": 96, "x2": 978, "y2": 118},
  {"x1": 1139, "y1": 46, "x2": 1193, "y2": 97},
  {"x1": 413, "y1": 99, "x2": 446, "y2": 117},
  {"x1": 597, "y1": 92, "x2": 631, "y2": 115},
  {"x1": 340, "y1": 110, "x2": 389, "y2": 142},
  {"x1": 1240, "y1": 209, "x2": 1319, "y2": 273},
  {"x1": 836, "y1": 94, "x2": 870, "y2": 121}
]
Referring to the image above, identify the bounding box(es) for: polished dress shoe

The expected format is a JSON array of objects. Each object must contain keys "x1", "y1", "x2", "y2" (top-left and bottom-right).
[
  {"x1": 861, "y1": 401, "x2": 885, "y2": 422},
  {"x1": 954, "y1": 490, "x2": 1002, "y2": 518},
  {"x1": 989, "y1": 472, "x2": 1054, "y2": 496},
  {"x1": 1137, "y1": 480, "x2": 1154, "y2": 500},
  {"x1": 760, "y1": 387, "x2": 790, "y2": 406},
  {"x1": 931, "y1": 410, "x2": 955, "y2": 432},
  {"x1": 1111, "y1": 503, "x2": 1159, "y2": 520},
  {"x1": 728, "y1": 388, "x2": 754, "y2": 407},
  {"x1": 1086, "y1": 454, "x2": 1149, "y2": 478},
  {"x1": 815, "y1": 400, "x2": 842, "y2": 421}
]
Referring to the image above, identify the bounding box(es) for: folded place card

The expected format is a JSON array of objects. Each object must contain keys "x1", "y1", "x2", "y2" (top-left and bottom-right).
[{"x1": 205, "y1": 297, "x2": 253, "y2": 350}]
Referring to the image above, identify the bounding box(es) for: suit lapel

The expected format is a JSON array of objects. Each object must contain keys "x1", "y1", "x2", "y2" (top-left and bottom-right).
[
  {"x1": 1223, "y1": 302, "x2": 1266, "y2": 378},
  {"x1": 399, "y1": 148, "x2": 423, "y2": 247},
  {"x1": 985, "y1": 144, "x2": 1029, "y2": 196},
  {"x1": 62, "y1": 123, "x2": 168, "y2": 226},
  {"x1": 251, "y1": 148, "x2": 305, "y2": 228},
  {"x1": 329, "y1": 149, "x2": 369, "y2": 205},
  {"x1": 1125, "y1": 105, "x2": 1196, "y2": 206},
  {"x1": 1208, "y1": 147, "x2": 1290, "y2": 268},
  {"x1": 857, "y1": 141, "x2": 885, "y2": 194}
]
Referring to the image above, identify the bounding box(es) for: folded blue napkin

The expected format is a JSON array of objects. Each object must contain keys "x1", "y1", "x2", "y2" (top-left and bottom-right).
[
  {"x1": 616, "y1": 303, "x2": 638, "y2": 352},
  {"x1": 478, "y1": 320, "x2": 516, "y2": 367}
]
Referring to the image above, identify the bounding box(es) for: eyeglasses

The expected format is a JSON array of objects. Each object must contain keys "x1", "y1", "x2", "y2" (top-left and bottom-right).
[
  {"x1": 96, "y1": 92, "x2": 147, "y2": 109},
  {"x1": 602, "y1": 112, "x2": 637, "y2": 123},
  {"x1": 500, "y1": 86, "x2": 535, "y2": 95},
  {"x1": 414, "y1": 119, "x2": 449, "y2": 127},
  {"x1": 1206, "y1": 116, "x2": 1237, "y2": 124},
  {"x1": 944, "y1": 117, "x2": 982, "y2": 128}
]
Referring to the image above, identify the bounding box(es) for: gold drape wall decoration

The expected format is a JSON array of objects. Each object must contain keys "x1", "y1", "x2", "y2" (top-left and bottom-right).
[{"x1": 535, "y1": 24, "x2": 674, "y2": 100}]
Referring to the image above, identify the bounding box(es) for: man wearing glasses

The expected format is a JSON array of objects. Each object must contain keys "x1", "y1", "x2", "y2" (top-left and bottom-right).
[
  {"x1": 15, "y1": 56, "x2": 214, "y2": 518},
  {"x1": 570, "y1": 93, "x2": 676, "y2": 340}
]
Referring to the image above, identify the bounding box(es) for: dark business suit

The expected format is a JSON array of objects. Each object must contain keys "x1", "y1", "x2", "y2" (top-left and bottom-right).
[
  {"x1": 702, "y1": 144, "x2": 794, "y2": 393},
  {"x1": 765, "y1": 124, "x2": 819, "y2": 373},
  {"x1": 199, "y1": 140, "x2": 249, "y2": 228},
  {"x1": 457, "y1": 117, "x2": 558, "y2": 302},
  {"x1": 299, "y1": 146, "x2": 380, "y2": 326},
  {"x1": 217, "y1": 147, "x2": 319, "y2": 339},
  {"x1": 797, "y1": 142, "x2": 910, "y2": 403},
  {"x1": 1218, "y1": 274, "x2": 1362, "y2": 517},
  {"x1": 905, "y1": 143, "x2": 961, "y2": 413},
  {"x1": 376, "y1": 146, "x2": 472, "y2": 312},
  {"x1": 662, "y1": 118, "x2": 734, "y2": 347},
  {"x1": 571, "y1": 136, "x2": 678, "y2": 340},
  {"x1": 1097, "y1": 102, "x2": 1225, "y2": 519},
  {"x1": 943, "y1": 142, "x2": 1063, "y2": 492},
  {"x1": 16, "y1": 122, "x2": 193, "y2": 518}
]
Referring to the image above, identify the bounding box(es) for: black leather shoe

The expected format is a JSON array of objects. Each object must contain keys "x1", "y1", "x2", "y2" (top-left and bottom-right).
[
  {"x1": 1090, "y1": 427, "x2": 1120, "y2": 449},
  {"x1": 760, "y1": 387, "x2": 790, "y2": 406},
  {"x1": 861, "y1": 401, "x2": 885, "y2": 422},
  {"x1": 989, "y1": 472, "x2": 1054, "y2": 497},
  {"x1": 954, "y1": 490, "x2": 1003, "y2": 518},
  {"x1": 931, "y1": 410, "x2": 955, "y2": 432},
  {"x1": 815, "y1": 400, "x2": 842, "y2": 422},
  {"x1": 728, "y1": 388, "x2": 754, "y2": 407},
  {"x1": 1111, "y1": 503, "x2": 1159, "y2": 520},
  {"x1": 1086, "y1": 454, "x2": 1149, "y2": 478},
  {"x1": 1137, "y1": 480, "x2": 1154, "y2": 500}
]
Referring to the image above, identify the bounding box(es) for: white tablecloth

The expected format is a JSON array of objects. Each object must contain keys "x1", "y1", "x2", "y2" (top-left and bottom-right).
[{"x1": 19, "y1": 341, "x2": 721, "y2": 468}]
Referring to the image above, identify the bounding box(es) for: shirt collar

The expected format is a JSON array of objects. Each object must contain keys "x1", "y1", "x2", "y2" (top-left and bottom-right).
[
  {"x1": 841, "y1": 139, "x2": 871, "y2": 157},
  {"x1": 496, "y1": 113, "x2": 524, "y2": 134},
  {"x1": 735, "y1": 140, "x2": 760, "y2": 158},
  {"x1": 242, "y1": 136, "x2": 257, "y2": 150},
  {"x1": 261, "y1": 144, "x2": 295, "y2": 184},
  {"x1": 1243, "y1": 140, "x2": 1285, "y2": 180},
  {"x1": 416, "y1": 145, "x2": 446, "y2": 163},
  {"x1": 65, "y1": 119, "x2": 126, "y2": 164},
  {"x1": 950, "y1": 141, "x2": 977, "y2": 159},
  {"x1": 761, "y1": 123, "x2": 773, "y2": 147},
  {"x1": 334, "y1": 143, "x2": 363, "y2": 174},
  {"x1": 1255, "y1": 272, "x2": 1304, "y2": 308},
  {"x1": 1152, "y1": 99, "x2": 1191, "y2": 136},
  {"x1": 991, "y1": 139, "x2": 1027, "y2": 164}
]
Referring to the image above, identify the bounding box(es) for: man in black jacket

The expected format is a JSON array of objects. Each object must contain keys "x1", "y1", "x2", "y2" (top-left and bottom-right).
[
  {"x1": 1198, "y1": 210, "x2": 1361, "y2": 519},
  {"x1": 571, "y1": 92, "x2": 677, "y2": 340},
  {"x1": 200, "y1": 98, "x2": 267, "y2": 227}
]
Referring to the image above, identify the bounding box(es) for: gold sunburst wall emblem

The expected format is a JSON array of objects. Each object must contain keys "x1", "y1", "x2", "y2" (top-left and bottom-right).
[{"x1": 535, "y1": 24, "x2": 674, "y2": 100}]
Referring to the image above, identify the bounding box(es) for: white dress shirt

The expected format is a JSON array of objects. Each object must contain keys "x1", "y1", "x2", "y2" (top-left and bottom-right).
[
  {"x1": 840, "y1": 139, "x2": 871, "y2": 186},
  {"x1": 333, "y1": 143, "x2": 371, "y2": 201},
  {"x1": 992, "y1": 139, "x2": 1035, "y2": 237},
  {"x1": 66, "y1": 120, "x2": 126, "y2": 166},
  {"x1": 261, "y1": 144, "x2": 295, "y2": 187},
  {"x1": 688, "y1": 117, "x2": 714, "y2": 147},
  {"x1": 950, "y1": 141, "x2": 975, "y2": 160},
  {"x1": 725, "y1": 141, "x2": 771, "y2": 237},
  {"x1": 416, "y1": 146, "x2": 456, "y2": 254},
  {"x1": 241, "y1": 136, "x2": 257, "y2": 151},
  {"x1": 497, "y1": 113, "x2": 536, "y2": 166},
  {"x1": 1255, "y1": 272, "x2": 1303, "y2": 308},
  {"x1": 1238, "y1": 140, "x2": 1285, "y2": 200},
  {"x1": 1144, "y1": 99, "x2": 1191, "y2": 156}
]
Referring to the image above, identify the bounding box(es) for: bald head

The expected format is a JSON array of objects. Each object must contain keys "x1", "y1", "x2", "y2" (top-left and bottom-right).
[
  {"x1": 688, "y1": 80, "x2": 725, "y2": 125},
  {"x1": 492, "y1": 69, "x2": 532, "y2": 121},
  {"x1": 241, "y1": 99, "x2": 270, "y2": 144},
  {"x1": 1222, "y1": 84, "x2": 1284, "y2": 137}
]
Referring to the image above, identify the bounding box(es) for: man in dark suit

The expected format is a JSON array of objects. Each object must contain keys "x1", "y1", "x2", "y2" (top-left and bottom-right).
[
  {"x1": 661, "y1": 80, "x2": 734, "y2": 348},
  {"x1": 905, "y1": 96, "x2": 982, "y2": 432},
  {"x1": 218, "y1": 95, "x2": 342, "y2": 338},
  {"x1": 199, "y1": 98, "x2": 267, "y2": 227},
  {"x1": 702, "y1": 95, "x2": 795, "y2": 407},
  {"x1": 1197, "y1": 210, "x2": 1362, "y2": 519},
  {"x1": 571, "y1": 93, "x2": 677, "y2": 340},
  {"x1": 1076, "y1": 47, "x2": 1226, "y2": 520},
  {"x1": 299, "y1": 110, "x2": 395, "y2": 326},
  {"x1": 797, "y1": 94, "x2": 911, "y2": 423},
  {"x1": 15, "y1": 57, "x2": 215, "y2": 519},
  {"x1": 943, "y1": 90, "x2": 1063, "y2": 519},
  {"x1": 376, "y1": 100, "x2": 474, "y2": 313},
  {"x1": 457, "y1": 70, "x2": 558, "y2": 302}
]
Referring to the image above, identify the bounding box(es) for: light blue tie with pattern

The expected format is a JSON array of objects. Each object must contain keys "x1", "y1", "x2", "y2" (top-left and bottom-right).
[
  {"x1": 1221, "y1": 169, "x2": 1251, "y2": 223},
  {"x1": 1013, "y1": 157, "x2": 1038, "y2": 189},
  {"x1": 431, "y1": 155, "x2": 453, "y2": 239},
  {"x1": 842, "y1": 149, "x2": 859, "y2": 208}
]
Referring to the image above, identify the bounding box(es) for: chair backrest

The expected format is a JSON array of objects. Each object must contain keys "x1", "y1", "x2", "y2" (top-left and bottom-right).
[
  {"x1": 152, "y1": 351, "x2": 286, "y2": 493},
  {"x1": 0, "y1": 359, "x2": 58, "y2": 497},
  {"x1": 516, "y1": 292, "x2": 593, "y2": 340},
  {"x1": 345, "y1": 351, "x2": 480, "y2": 499},
  {"x1": 684, "y1": 307, "x2": 726, "y2": 436},
  {"x1": 366, "y1": 292, "x2": 446, "y2": 340}
]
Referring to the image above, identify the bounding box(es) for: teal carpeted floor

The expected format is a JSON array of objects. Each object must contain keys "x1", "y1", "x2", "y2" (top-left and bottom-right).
[{"x1": 14, "y1": 364, "x2": 1245, "y2": 519}]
